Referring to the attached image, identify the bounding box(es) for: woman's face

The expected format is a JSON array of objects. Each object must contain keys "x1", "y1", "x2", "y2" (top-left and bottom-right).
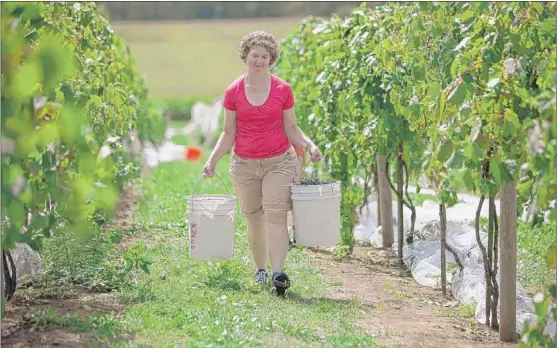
[{"x1": 245, "y1": 45, "x2": 271, "y2": 72}]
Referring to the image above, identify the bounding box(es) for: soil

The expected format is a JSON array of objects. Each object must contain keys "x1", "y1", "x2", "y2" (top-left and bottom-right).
[
  {"x1": 304, "y1": 246, "x2": 519, "y2": 348},
  {"x1": 1, "y1": 288, "x2": 126, "y2": 348}
]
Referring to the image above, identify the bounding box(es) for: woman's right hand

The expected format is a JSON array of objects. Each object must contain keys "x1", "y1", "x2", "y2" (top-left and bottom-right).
[{"x1": 202, "y1": 158, "x2": 216, "y2": 178}]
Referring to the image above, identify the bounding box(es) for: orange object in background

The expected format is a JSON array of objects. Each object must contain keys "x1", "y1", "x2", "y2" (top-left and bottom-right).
[{"x1": 184, "y1": 146, "x2": 202, "y2": 162}]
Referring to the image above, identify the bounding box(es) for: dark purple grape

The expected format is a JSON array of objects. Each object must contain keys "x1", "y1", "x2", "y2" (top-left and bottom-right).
[{"x1": 299, "y1": 178, "x2": 334, "y2": 185}]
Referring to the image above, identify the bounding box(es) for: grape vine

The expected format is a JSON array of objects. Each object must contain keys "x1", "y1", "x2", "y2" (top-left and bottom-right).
[
  {"x1": 1, "y1": 2, "x2": 165, "y2": 304},
  {"x1": 275, "y1": 1, "x2": 556, "y2": 340}
]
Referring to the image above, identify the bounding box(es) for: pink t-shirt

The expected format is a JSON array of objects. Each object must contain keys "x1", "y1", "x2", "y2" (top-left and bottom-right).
[{"x1": 222, "y1": 74, "x2": 295, "y2": 159}]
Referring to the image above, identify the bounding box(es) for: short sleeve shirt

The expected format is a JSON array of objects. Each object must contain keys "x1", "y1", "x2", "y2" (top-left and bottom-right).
[{"x1": 223, "y1": 74, "x2": 295, "y2": 159}]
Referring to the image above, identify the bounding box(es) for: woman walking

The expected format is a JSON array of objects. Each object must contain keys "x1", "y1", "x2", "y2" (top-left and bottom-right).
[{"x1": 201, "y1": 30, "x2": 322, "y2": 295}]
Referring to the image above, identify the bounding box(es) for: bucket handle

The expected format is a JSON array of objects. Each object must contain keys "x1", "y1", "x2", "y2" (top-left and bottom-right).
[
  {"x1": 299, "y1": 159, "x2": 337, "y2": 195},
  {"x1": 192, "y1": 172, "x2": 231, "y2": 196},
  {"x1": 188, "y1": 172, "x2": 234, "y2": 215},
  {"x1": 300, "y1": 158, "x2": 334, "y2": 183}
]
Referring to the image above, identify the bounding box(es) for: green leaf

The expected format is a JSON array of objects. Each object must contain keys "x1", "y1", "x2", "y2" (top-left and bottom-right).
[
  {"x1": 448, "y1": 169, "x2": 466, "y2": 191},
  {"x1": 19, "y1": 189, "x2": 32, "y2": 204},
  {"x1": 506, "y1": 111, "x2": 520, "y2": 128},
  {"x1": 140, "y1": 263, "x2": 150, "y2": 274},
  {"x1": 447, "y1": 83, "x2": 467, "y2": 105},
  {"x1": 413, "y1": 66, "x2": 426, "y2": 80},
  {"x1": 329, "y1": 52, "x2": 346, "y2": 60},
  {"x1": 534, "y1": 295, "x2": 550, "y2": 318},
  {"x1": 58, "y1": 106, "x2": 85, "y2": 146},
  {"x1": 491, "y1": 161, "x2": 514, "y2": 183},
  {"x1": 539, "y1": 18, "x2": 557, "y2": 38},
  {"x1": 463, "y1": 143, "x2": 484, "y2": 161},
  {"x1": 16, "y1": 61, "x2": 41, "y2": 98},
  {"x1": 549, "y1": 284, "x2": 556, "y2": 299},
  {"x1": 21, "y1": 3, "x2": 41, "y2": 20},
  {"x1": 502, "y1": 122, "x2": 516, "y2": 138},
  {"x1": 439, "y1": 191, "x2": 458, "y2": 207},
  {"x1": 37, "y1": 36, "x2": 75, "y2": 93},
  {"x1": 7, "y1": 201, "x2": 25, "y2": 231},
  {"x1": 437, "y1": 140, "x2": 454, "y2": 163},
  {"x1": 110, "y1": 233, "x2": 123, "y2": 244},
  {"x1": 458, "y1": 10, "x2": 475, "y2": 22},
  {"x1": 463, "y1": 168, "x2": 476, "y2": 191},
  {"x1": 439, "y1": 91, "x2": 446, "y2": 119},
  {"x1": 90, "y1": 95, "x2": 102, "y2": 107},
  {"x1": 474, "y1": 2, "x2": 489, "y2": 11}
]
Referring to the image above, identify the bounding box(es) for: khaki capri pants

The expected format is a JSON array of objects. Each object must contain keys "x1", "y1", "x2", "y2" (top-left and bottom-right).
[{"x1": 229, "y1": 148, "x2": 299, "y2": 217}]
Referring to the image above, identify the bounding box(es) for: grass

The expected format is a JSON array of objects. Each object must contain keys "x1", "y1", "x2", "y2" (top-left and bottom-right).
[
  {"x1": 31, "y1": 307, "x2": 122, "y2": 343},
  {"x1": 110, "y1": 18, "x2": 303, "y2": 99},
  {"x1": 98, "y1": 150, "x2": 379, "y2": 346},
  {"x1": 477, "y1": 217, "x2": 555, "y2": 293},
  {"x1": 434, "y1": 303, "x2": 475, "y2": 320},
  {"x1": 26, "y1": 149, "x2": 380, "y2": 346},
  {"x1": 516, "y1": 221, "x2": 556, "y2": 292}
]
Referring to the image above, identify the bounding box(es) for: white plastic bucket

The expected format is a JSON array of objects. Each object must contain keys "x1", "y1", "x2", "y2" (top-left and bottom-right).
[
  {"x1": 186, "y1": 194, "x2": 237, "y2": 260},
  {"x1": 291, "y1": 181, "x2": 342, "y2": 246}
]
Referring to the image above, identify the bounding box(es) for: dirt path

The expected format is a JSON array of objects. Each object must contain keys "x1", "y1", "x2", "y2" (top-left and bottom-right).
[{"x1": 306, "y1": 246, "x2": 518, "y2": 348}]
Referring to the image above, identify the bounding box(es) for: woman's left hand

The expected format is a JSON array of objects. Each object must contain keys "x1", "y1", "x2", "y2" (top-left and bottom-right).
[{"x1": 308, "y1": 143, "x2": 322, "y2": 162}]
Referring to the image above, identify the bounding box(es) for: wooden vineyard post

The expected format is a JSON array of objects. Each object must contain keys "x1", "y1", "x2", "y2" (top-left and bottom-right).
[
  {"x1": 377, "y1": 154, "x2": 394, "y2": 248},
  {"x1": 397, "y1": 143, "x2": 404, "y2": 265},
  {"x1": 499, "y1": 181, "x2": 517, "y2": 342}
]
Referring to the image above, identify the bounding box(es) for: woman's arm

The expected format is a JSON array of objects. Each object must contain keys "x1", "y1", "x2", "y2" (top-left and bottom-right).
[
  {"x1": 283, "y1": 107, "x2": 314, "y2": 150},
  {"x1": 208, "y1": 108, "x2": 237, "y2": 164},
  {"x1": 283, "y1": 107, "x2": 322, "y2": 162}
]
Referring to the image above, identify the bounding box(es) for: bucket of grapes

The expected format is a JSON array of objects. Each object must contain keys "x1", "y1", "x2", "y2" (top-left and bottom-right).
[{"x1": 291, "y1": 170, "x2": 341, "y2": 246}]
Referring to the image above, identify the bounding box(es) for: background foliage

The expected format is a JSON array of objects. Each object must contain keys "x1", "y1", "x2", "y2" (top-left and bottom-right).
[{"x1": 1, "y1": 1, "x2": 164, "y2": 265}]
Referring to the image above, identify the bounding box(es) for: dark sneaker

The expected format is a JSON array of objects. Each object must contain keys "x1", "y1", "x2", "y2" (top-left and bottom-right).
[
  {"x1": 255, "y1": 269, "x2": 268, "y2": 285},
  {"x1": 270, "y1": 269, "x2": 291, "y2": 297}
]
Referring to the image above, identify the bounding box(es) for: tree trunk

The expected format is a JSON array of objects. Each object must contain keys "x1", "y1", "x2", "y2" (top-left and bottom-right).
[
  {"x1": 439, "y1": 204, "x2": 447, "y2": 296},
  {"x1": 486, "y1": 194, "x2": 494, "y2": 326},
  {"x1": 397, "y1": 143, "x2": 404, "y2": 265},
  {"x1": 377, "y1": 154, "x2": 393, "y2": 248},
  {"x1": 374, "y1": 164, "x2": 381, "y2": 228},
  {"x1": 475, "y1": 195, "x2": 491, "y2": 327},
  {"x1": 499, "y1": 181, "x2": 517, "y2": 342},
  {"x1": 490, "y1": 197, "x2": 500, "y2": 329}
]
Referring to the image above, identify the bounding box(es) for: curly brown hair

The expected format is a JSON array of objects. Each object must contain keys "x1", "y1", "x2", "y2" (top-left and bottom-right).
[{"x1": 238, "y1": 31, "x2": 279, "y2": 66}]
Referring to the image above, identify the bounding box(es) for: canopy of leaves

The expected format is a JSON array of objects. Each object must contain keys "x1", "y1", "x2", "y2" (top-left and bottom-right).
[{"x1": 2, "y1": 2, "x2": 165, "y2": 251}]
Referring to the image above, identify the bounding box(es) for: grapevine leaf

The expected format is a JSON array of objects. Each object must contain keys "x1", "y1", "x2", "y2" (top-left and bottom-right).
[
  {"x1": 437, "y1": 140, "x2": 454, "y2": 163},
  {"x1": 502, "y1": 122, "x2": 516, "y2": 138},
  {"x1": 491, "y1": 160, "x2": 514, "y2": 183},
  {"x1": 539, "y1": 18, "x2": 556, "y2": 38},
  {"x1": 448, "y1": 82, "x2": 469, "y2": 105},
  {"x1": 463, "y1": 142, "x2": 484, "y2": 161}
]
